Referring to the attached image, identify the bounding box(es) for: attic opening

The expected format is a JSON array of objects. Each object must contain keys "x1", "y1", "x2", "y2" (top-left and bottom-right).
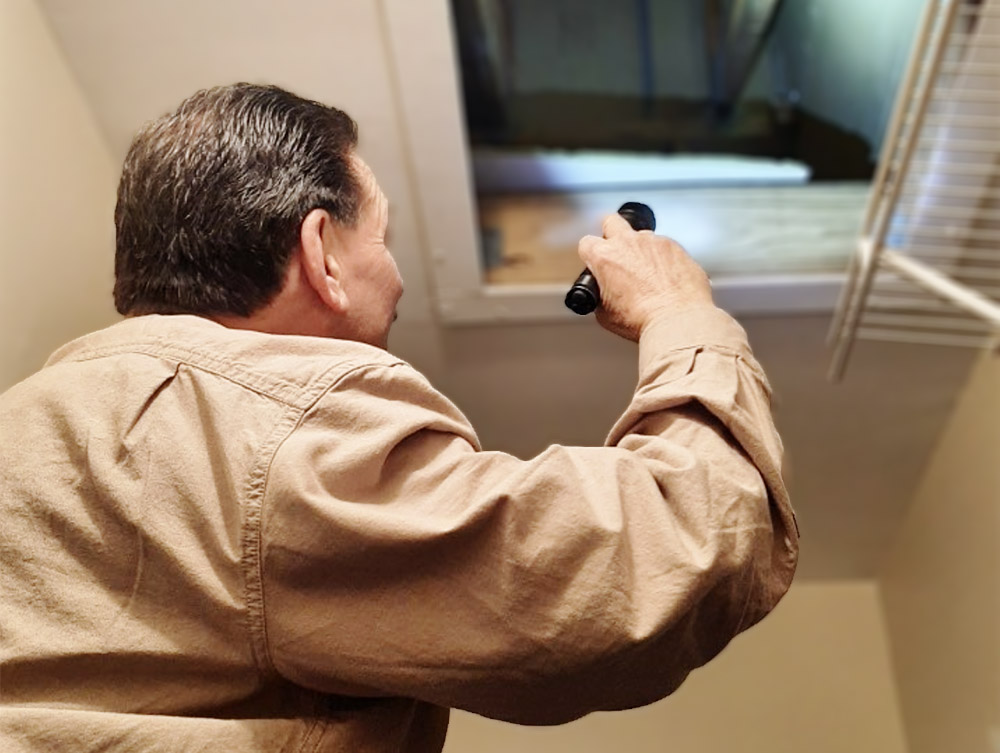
[{"x1": 450, "y1": 0, "x2": 926, "y2": 287}]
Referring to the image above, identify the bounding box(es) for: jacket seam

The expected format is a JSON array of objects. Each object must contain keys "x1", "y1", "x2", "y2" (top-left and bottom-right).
[
  {"x1": 244, "y1": 360, "x2": 412, "y2": 681},
  {"x1": 51, "y1": 341, "x2": 400, "y2": 410}
]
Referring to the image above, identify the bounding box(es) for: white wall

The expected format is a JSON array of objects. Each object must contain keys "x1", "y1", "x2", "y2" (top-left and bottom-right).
[
  {"x1": 0, "y1": 0, "x2": 119, "y2": 391},
  {"x1": 444, "y1": 581, "x2": 909, "y2": 753},
  {"x1": 880, "y1": 352, "x2": 1000, "y2": 753}
]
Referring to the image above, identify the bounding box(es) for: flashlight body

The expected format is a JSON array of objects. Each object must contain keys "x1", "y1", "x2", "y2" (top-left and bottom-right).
[{"x1": 565, "y1": 202, "x2": 656, "y2": 315}]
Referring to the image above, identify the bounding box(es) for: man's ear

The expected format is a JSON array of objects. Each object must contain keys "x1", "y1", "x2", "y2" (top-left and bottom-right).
[{"x1": 299, "y1": 209, "x2": 348, "y2": 313}]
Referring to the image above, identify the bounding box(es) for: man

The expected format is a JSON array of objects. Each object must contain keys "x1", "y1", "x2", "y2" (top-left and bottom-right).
[{"x1": 0, "y1": 83, "x2": 797, "y2": 752}]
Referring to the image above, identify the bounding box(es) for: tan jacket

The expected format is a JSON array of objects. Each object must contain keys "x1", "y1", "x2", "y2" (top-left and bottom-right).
[{"x1": 0, "y1": 308, "x2": 797, "y2": 752}]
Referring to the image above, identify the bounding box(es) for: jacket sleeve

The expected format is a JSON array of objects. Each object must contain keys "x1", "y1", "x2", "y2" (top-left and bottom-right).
[{"x1": 260, "y1": 305, "x2": 798, "y2": 725}]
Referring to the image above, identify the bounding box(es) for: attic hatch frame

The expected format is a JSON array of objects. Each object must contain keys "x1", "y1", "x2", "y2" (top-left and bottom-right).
[
  {"x1": 828, "y1": 0, "x2": 1000, "y2": 381},
  {"x1": 381, "y1": 0, "x2": 879, "y2": 326}
]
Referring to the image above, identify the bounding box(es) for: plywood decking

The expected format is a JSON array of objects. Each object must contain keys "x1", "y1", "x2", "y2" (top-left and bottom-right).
[{"x1": 479, "y1": 183, "x2": 870, "y2": 285}]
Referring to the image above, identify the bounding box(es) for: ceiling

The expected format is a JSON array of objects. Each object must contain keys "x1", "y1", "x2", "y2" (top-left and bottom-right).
[{"x1": 35, "y1": 0, "x2": 977, "y2": 579}]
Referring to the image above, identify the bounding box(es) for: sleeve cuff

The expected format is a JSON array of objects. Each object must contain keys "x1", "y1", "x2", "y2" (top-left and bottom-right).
[{"x1": 638, "y1": 306, "x2": 751, "y2": 373}]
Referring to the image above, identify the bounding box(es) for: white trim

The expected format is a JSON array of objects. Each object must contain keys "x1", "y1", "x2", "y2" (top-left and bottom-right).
[{"x1": 437, "y1": 274, "x2": 848, "y2": 326}]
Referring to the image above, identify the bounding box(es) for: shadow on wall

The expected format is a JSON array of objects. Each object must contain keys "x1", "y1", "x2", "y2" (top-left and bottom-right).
[{"x1": 880, "y1": 353, "x2": 1000, "y2": 753}]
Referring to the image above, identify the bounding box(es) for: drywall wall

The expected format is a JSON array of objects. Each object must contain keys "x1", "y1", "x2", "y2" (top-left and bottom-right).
[
  {"x1": 0, "y1": 0, "x2": 119, "y2": 391},
  {"x1": 443, "y1": 580, "x2": 908, "y2": 753},
  {"x1": 880, "y1": 352, "x2": 1000, "y2": 753}
]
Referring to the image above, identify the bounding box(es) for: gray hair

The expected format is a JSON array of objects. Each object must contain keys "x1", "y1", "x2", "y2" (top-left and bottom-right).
[{"x1": 114, "y1": 83, "x2": 361, "y2": 316}]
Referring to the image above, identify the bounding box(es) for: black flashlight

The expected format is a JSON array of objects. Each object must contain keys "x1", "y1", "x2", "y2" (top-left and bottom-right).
[{"x1": 564, "y1": 202, "x2": 656, "y2": 315}]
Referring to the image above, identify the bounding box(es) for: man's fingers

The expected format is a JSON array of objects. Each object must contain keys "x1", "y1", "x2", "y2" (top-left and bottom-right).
[
  {"x1": 577, "y1": 234, "x2": 605, "y2": 266},
  {"x1": 602, "y1": 212, "x2": 634, "y2": 239}
]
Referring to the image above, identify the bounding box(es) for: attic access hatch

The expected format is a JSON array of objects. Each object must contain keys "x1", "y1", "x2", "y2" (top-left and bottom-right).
[{"x1": 381, "y1": 0, "x2": 925, "y2": 325}]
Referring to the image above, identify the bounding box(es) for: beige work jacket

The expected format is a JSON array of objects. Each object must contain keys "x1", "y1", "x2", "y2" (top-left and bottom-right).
[{"x1": 0, "y1": 307, "x2": 797, "y2": 752}]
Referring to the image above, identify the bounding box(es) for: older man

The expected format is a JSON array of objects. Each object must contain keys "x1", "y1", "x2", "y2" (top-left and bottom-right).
[{"x1": 0, "y1": 83, "x2": 797, "y2": 752}]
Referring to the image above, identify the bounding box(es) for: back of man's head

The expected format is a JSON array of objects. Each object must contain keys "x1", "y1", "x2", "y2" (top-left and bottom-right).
[{"x1": 114, "y1": 83, "x2": 360, "y2": 318}]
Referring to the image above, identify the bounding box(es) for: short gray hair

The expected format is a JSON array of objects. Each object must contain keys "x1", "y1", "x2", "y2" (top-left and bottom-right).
[{"x1": 113, "y1": 83, "x2": 361, "y2": 316}]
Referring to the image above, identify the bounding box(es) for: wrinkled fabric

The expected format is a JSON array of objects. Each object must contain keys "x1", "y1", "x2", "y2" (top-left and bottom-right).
[{"x1": 0, "y1": 307, "x2": 797, "y2": 752}]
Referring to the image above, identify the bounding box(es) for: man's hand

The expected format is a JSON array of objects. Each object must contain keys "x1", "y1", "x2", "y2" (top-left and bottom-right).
[{"x1": 578, "y1": 213, "x2": 714, "y2": 342}]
